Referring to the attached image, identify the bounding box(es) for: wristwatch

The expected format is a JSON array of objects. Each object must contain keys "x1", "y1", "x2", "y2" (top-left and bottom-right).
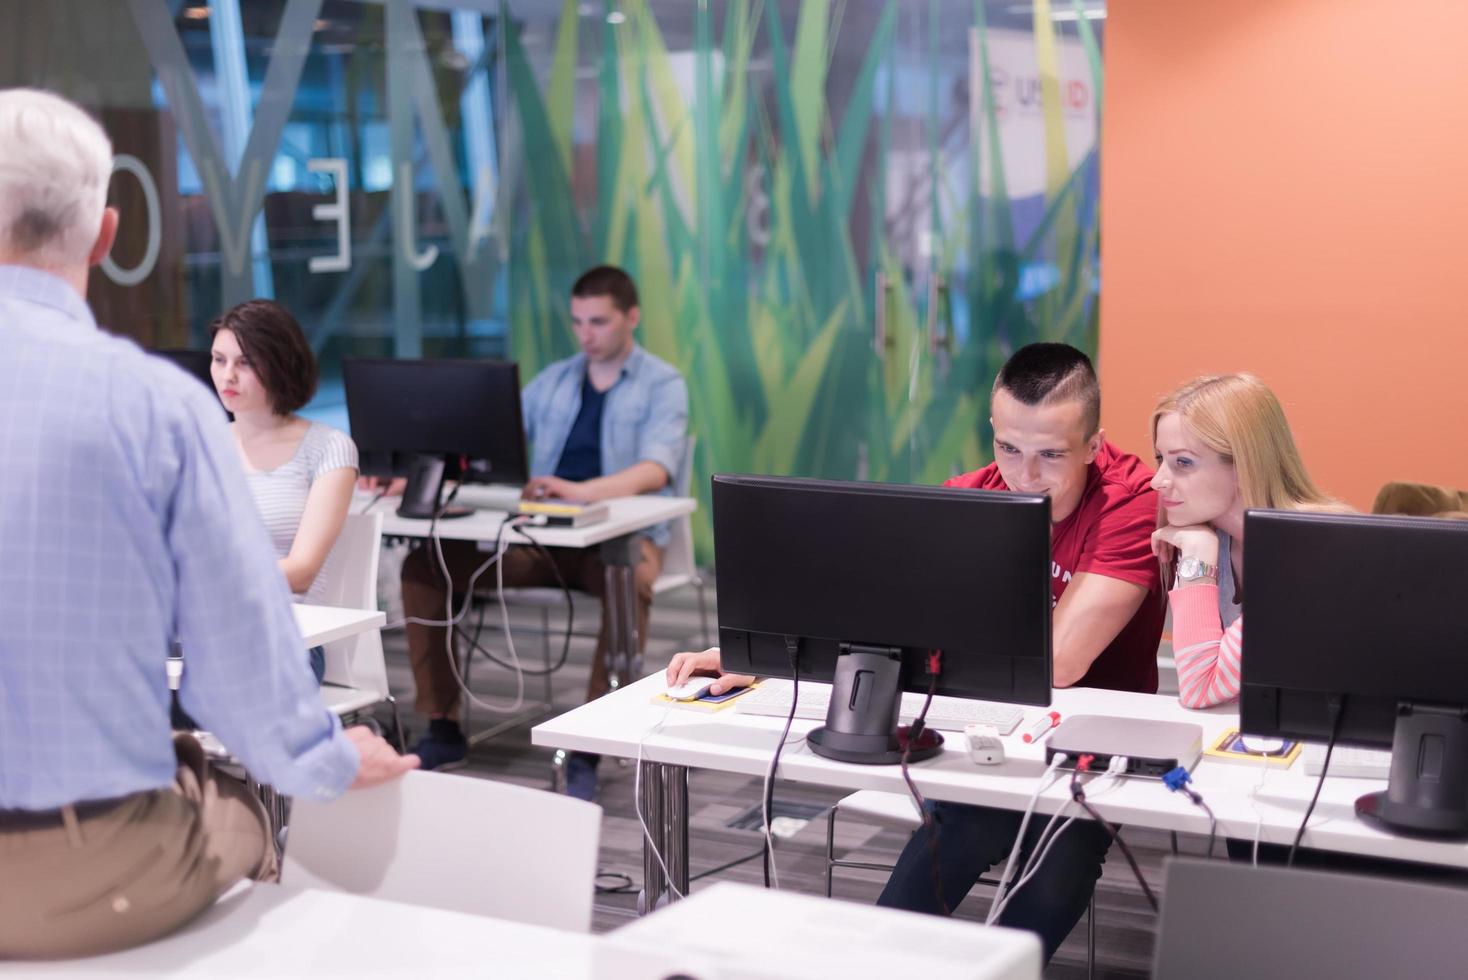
[{"x1": 1176, "y1": 556, "x2": 1219, "y2": 584}]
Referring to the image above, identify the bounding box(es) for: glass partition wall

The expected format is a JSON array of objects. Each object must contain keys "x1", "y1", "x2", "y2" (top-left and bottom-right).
[{"x1": 1, "y1": 0, "x2": 1103, "y2": 556}]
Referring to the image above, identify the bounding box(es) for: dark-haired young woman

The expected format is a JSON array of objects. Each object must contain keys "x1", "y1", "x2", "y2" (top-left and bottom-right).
[{"x1": 210, "y1": 300, "x2": 358, "y2": 680}]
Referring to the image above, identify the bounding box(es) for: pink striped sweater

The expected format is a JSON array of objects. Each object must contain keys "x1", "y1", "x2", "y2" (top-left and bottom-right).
[{"x1": 1170, "y1": 584, "x2": 1244, "y2": 708}]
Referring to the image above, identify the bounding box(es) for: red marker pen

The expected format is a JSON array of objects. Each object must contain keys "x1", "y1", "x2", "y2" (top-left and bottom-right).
[{"x1": 1021, "y1": 711, "x2": 1062, "y2": 743}]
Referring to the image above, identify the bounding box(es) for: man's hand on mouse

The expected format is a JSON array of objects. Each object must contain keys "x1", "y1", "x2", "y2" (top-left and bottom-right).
[
  {"x1": 665, "y1": 647, "x2": 754, "y2": 696},
  {"x1": 521, "y1": 475, "x2": 590, "y2": 502}
]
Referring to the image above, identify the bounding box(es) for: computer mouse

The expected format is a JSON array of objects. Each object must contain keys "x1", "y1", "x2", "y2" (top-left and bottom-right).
[
  {"x1": 1239, "y1": 734, "x2": 1286, "y2": 755},
  {"x1": 664, "y1": 678, "x2": 715, "y2": 701}
]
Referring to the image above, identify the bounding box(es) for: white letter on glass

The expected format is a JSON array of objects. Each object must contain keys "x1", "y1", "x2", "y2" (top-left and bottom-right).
[
  {"x1": 101, "y1": 154, "x2": 162, "y2": 286},
  {"x1": 308, "y1": 157, "x2": 351, "y2": 273}
]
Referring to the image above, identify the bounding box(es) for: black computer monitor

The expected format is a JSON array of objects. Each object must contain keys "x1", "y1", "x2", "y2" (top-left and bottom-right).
[
  {"x1": 343, "y1": 357, "x2": 529, "y2": 520},
  {"x1": 1241, "y1": 509, "x2": 1468, "y2": 838},
  {"x1": 153, "y1": 349, "x2": 229, "y2": 417},
  {"x1": 713, "y1": 474, "x2": 1053, "y2": 765}
]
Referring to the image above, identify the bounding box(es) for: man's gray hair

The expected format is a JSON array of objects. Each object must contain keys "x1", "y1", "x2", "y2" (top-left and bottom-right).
[{"x1": 0, "y1": 89, "x2": 113, "y2": 269}]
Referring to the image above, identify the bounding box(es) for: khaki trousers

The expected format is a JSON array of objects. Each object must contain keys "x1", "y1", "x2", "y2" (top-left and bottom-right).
[{"x1": 0, "y1": 734, "x2": 275, "y2": 960}]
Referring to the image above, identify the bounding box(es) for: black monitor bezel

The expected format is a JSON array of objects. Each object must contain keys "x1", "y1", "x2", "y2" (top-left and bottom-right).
[
  {"x1": 712, "y1": 473, "x2": 1054, "y2": 708},
  {"x1": 343, "y1": 356, "x2": 529, "y2": 487},
  {"x1": 152, "y1": 348, "x2": 229, "y2": 417},
  {"x1": 1240, "y1": 508, "x2": 1468, "y2": 748}
]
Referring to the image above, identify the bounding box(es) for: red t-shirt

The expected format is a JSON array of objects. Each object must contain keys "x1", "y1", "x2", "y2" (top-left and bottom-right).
[{"x1": 945, "y1": 441, "x2": 1163, "y2": 693}]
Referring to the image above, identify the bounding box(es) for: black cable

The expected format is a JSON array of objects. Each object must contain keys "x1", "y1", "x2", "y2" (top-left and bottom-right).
[
  {"x1": 438, "y1": 507, "x2": 509, "y2": 639},
  {"x1": 1070, "y1": 768, "x2": 1160, "y2": 912},
  {"x1": 1288, "y1": 698, "x2": 1346, "y2": 867},
  {"x1": 443, "y1": 515, "x2": 575, "y2": 677},
  {"x1": 455, "y1": 620, "x2": 570, "y2": 676},
  {"x1": 594, "y1": 870, "x2": 636, "y2": 894},
  {"x1": 423, "y1": 480, "x2": 462, "y2": 587},
  {"x1": 764, "y1": 637, "x2": 800, "y2": 888},
  {"x1": 1163, "y1": 767, "x2": 1219, "y2": 859},
  {"x1": 1197, "y1": 797, "x2": 1219, "y2": 860},
  {"x1": 435, "y1": 480, "x2": 460, "y2": 519},
  {"x1": 455, "y1": 527, "x2": 575, "y2": 677},
  {"x1": 471, "y1": 588, "x2": 487, "y2": 646},
  {"x1": 593, "y1": 844, "x2": 769, "y2": 898},
  {"x1": 901, "y1": 650, "x2": 947, "y2": 915},
  {"x1": 516, "y1": 525, "x2": 576, "y2": 671},
  {"x1": 360, "y1": 486, "x2": 390, "y2": 514},
  {"x1": 1171, "y1": 787, "x2": 1220, "y2": 860},
  {"x1": 691, "y1": 847, "x2": 767, "y2": 882}
]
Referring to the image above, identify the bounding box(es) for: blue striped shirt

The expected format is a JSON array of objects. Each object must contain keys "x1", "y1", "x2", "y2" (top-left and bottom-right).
[
  {"x1": 522, "y1": 344, "x2": 688, "y2": 547},
  {"x1": 0, "y1": 265, "x2": 358, "y2": 809}
]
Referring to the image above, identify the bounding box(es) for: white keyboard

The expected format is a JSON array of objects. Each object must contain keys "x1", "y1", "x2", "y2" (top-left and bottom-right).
[
  {"x1": 734, "y1": 679, "x2": 1025, "y2": 735},
  {"x1": 1300, "y1": 743, "x2": 1392, "y2": 779}
]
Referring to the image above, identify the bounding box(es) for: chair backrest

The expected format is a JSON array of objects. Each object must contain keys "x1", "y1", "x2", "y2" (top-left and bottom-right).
[
  {"x1": 657, "y1": 435, "x2": 698, "y2": 587},
  {"x1": 283, "y1": 770, "x2": 602, "y2": 932},
  {"x1": 1153, "y1": 858, "x2": 1468, "y2": 979},
  {"x1": 1372, "y1": 480, "x2": 1468, "y2": 517},
  {"x1": 314, "y1": 510, "x2": 389, "y2": 697}
]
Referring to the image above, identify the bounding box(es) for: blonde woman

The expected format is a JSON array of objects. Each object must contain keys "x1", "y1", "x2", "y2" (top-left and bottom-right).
[{"x1": 1149, "y1": 374, "x2": 1346, "y2": 708}]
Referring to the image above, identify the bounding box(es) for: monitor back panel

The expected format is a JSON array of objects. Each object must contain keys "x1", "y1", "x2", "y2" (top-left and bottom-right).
[
  {"x1": 713, "y1": 474, "x2": 1053, "y2": 704},
  {"x1": 1241, "y1": 510, "x2": 1468, "y2": 744}
]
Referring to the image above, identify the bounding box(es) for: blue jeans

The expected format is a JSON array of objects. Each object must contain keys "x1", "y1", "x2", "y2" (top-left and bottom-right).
[
  {"x1": 309, "y1": 645, "x2": 325, "y2": 685},
  {"x1": 877, "y1": 801, "x2": 1112, "y2": 962}
]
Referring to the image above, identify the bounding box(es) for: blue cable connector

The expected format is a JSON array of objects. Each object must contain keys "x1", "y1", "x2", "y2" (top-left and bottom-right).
[{"x1": 1162, "y1": 766, "x2": 1192, "y2": 792}]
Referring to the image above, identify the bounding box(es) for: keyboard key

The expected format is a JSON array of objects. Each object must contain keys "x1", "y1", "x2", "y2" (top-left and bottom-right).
[{"x1": 1299, "y1": 743, "x2": 1391, "y2": 779}]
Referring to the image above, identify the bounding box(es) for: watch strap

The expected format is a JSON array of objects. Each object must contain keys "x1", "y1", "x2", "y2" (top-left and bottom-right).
[{"x1": 1177, "y1": 557, "x2": 1219, "y2": 582}]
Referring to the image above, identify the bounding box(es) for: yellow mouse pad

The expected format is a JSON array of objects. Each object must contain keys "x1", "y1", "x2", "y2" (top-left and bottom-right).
[
  {"x1": 650, "y1": 681, "x2": 759, "y2": 713},
  {"x1": 1203, "y1": 728, "x2": 1302, "y2": 767}
]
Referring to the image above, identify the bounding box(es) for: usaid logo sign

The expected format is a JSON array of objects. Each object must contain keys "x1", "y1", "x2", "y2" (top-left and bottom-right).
[{"x1": 986, "y1": 68, "x2": 1093, "y2": 119}]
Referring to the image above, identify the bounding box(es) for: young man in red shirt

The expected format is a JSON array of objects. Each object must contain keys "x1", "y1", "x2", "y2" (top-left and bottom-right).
[
  {"x1": 873, "y1": 343, "x2": 1161, "y2": 961},
  {"x1": 667, "y1": 343, "x2": 1162, "y2": 961}
]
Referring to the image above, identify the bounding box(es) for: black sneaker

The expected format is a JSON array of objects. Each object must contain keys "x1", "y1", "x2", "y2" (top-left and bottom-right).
[{"x1": 413, "y1": 719, "x2": 468, "y2": 771}]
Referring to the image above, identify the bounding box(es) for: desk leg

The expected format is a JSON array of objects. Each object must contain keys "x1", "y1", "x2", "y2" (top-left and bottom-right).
[
  {"x1": 662, "y1": 764, "x2": 690, "y2": 899},
  {"x1": 600, "y1": 535, "x2": 641, "y2": 691},
  {"x1": 638, "y1": 760, "x2": 690, "y2": 913},
  {"x1": 638, "y1": 760, "x2": 665, "y2": 912}
]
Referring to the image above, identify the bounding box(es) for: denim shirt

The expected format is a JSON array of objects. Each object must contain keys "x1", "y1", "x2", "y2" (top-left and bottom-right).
[{"x1": 522, "y1": 344, "x2": 688, "y2": 548}]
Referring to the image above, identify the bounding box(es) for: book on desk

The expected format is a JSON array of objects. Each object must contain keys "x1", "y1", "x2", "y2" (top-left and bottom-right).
[{"x1": 514, "y1": 500, "x2": 610, "y2": 527}]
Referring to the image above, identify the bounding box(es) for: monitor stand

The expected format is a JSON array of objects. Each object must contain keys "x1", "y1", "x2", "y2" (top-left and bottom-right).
[
  {"x1": 807, "y1": 645, "x2": 944, "y2": 766},
  {"x1": 396, "y1": 454, "x2": 474, "y2": 520},
  {"x1": 1355, "y1": 702, "x2": 1468, "y2": 840}
]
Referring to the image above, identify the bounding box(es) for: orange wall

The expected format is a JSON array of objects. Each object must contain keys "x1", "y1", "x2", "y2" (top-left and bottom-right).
[{"x1": 1099, "y1": 0, "x2": 1468, "y2": 509}]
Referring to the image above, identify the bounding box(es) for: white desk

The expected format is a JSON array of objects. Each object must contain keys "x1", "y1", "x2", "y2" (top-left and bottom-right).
[
  {"x1": 293, "y1": 604, "x2": 385, "y2": 648},
  {"x1": 1, "y1": 881, "x2": 1037, "y2": 980},
  {"x1": 533, "y1": 674, "x2": 1468, "y2": 908},
  {"x1": 357, "y1": 488, "x2": 696, "y2": 692},
  {"x1": 1, "y1": 884, "x2": 596, "y2": 978},
  {"x1": 169, "y1": 606, "x2": 384, "y2": 694},
  {"x1": 597, "y1": 881, "x2": 1041, "y2": 979},
  {"x1": 366, "y1": 484, "x2": 697, "y2": 551}
]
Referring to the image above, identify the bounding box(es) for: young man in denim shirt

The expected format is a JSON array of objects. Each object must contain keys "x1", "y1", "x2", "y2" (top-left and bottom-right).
[{"x1": 402, "y1": 266, "x2": 688, "y2": 797}]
